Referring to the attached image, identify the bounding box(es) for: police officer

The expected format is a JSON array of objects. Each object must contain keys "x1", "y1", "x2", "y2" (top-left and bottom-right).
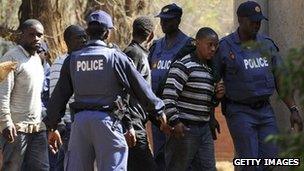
[
  {"x1": 213, "y1": 1, "x2": 303, "y2": 170},
  {"x1": 148, "y1": 3, "x2": 192, "y2": 169},
  {"x1": 44, "y1": 10, "x2": 168, "y2": 171}
]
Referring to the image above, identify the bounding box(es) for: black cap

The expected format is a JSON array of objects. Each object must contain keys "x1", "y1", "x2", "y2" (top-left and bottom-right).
[
  {"x1": 156, "y1": 3, "x2": 182, "y2": 19},
  {"x1": 237, "y1": 1, "x2": 268, "y2": 21}
]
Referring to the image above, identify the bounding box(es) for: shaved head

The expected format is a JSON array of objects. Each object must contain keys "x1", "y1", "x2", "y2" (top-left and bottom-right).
[
  {"x1": 19, "y1": 19, "x2": 44, "y2": 32},
  {"x1": 195, "y1": 27, "x2": 218, "y2": 40}
]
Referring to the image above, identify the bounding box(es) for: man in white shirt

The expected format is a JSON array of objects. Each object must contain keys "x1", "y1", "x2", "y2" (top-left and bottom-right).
[{"x1": 0, "y1": 19, "x2": 49, "y2": 171}]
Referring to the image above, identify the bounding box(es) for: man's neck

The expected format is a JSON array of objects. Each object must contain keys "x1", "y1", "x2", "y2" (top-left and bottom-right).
[
  {"x1": 164, "y1": 29, "x2": 180, "y2": 49},
  {"x1": 194, "y1": 50, "x2": 207, "y2": 64},
  {"x1": 165, "y1": 29, "x2": 179, "y2": 40},
  {"x1": 20, "y1": 44, "x2": 36, "y2": 56},
  {"x1": 238, "y1": 28, "x2": 254, "y2": 42},
  {"x1": 132, "y1": 37, "x2": 144, "y2": 45}
]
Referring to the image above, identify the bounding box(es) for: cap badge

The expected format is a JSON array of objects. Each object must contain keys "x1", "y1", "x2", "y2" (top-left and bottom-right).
[
  {"x1": 163, "y1": 8, "x2": 169, "y2": 12},
  {"x1": 255, "y1": 6, "x2": 261, "y2": 12}
]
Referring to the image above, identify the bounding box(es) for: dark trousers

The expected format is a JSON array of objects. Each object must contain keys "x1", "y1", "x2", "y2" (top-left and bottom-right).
[
  {"x1": 1, "y1": 131, "x2": 49, "y2": 171},
  {"x1": 49, "y1": 122, "x2": 71, "y2": 171},
  {"x1": 128, "y1": 143, "x2": 156, "y2": 171},
  {"x1": 165, "y1": 123, "x2": 216, "y2": 171},
  {"x1": 225, "y1": 103, "x2": 278, "y2": 171}
]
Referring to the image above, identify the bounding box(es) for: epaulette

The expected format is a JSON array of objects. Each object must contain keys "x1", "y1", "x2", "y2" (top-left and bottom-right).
[{"x1": 107, "y1": 42, "x2": 120, "y2": 49}]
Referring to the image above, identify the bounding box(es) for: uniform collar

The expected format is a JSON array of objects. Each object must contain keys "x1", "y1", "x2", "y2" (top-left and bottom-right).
[
  {"x1": 87, "y1": 39, "x2": 107, "y2": 46},
  {"x1": 162, "y1": 30, "x2": 187, "y2": 47},
  {"x1": 233, "y1": 28, "x2": 263, "y2": 44}
]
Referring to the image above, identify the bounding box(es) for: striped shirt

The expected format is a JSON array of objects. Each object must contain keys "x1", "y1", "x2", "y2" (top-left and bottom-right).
[
  {"x1": 0, "y1": 45, "x2": 45, "y2": 132},
  {"x1": 50, "y1": 53, "x2": 73, "y2": 123},
  {"x1": 162, "y1": 53, "x2": 215, "y2": 123}
]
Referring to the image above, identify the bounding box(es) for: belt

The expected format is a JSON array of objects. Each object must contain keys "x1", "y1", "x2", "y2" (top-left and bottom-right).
[
  {"x1": 69, "y1": 102, "x2": 114, "y2": 114},
  {"x1": 227, "y1": 99, "x2": 269, "y2": 109}
]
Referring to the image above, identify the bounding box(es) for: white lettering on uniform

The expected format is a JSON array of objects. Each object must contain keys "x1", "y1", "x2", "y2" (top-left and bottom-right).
[
  {"x1": 157, "y1": 60, "x2": 171, "y2": 70},
  {"x1": 76, "y1": 59, "x2": 104, "y2": 71},
  {"x1": 244, "y1": 57, "x2": 269, "y2": 69}
]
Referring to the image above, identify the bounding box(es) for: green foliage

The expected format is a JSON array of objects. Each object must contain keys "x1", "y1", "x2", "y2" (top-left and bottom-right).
[
  {"x1": 283, "y1": 47, "x2": 304, "y2": 106},
  {"x1": 266, "y1": 46, "x2": 304, "y2": 171},
  {"x1": 266, "y1": 133, "x2": 304, "y2": 171}
]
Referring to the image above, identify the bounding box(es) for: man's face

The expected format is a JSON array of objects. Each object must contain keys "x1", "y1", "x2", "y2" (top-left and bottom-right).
[
  {"x1": 196, "y1": 34, "x2": 219, "y2": 60},
  {"x1": 21, "y1": 24, "x2": 44, "y2": 52},
  {"x1": 160, "y1": 18, "x2": 179, "y2": 34},
  {"x1": 239, "y1": 17, "x2": 261, "y2": 38},
  {"x1": 68, "y1": 30, "x2": 87, "y2": 51}
]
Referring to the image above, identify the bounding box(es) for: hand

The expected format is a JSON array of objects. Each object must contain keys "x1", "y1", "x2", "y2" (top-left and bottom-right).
[
  {"x1": 172, "y1": 122, "x2": 190, "y2": 139},
  {"x1": 48, "y1": 130, "x2": 62, "y2": 154},
  {"x1": 157, "y1": 113, "x2": 173, "y2": 135},
  {"x1": 124, "y1": 128, "x2": 137, "y2": 147},
  {"x1": 209, "y1": 118, "x2": 221, "y2": 140},
  {"x1": 215, "y1": 80, "x2": 225, "y2": 99},
  {"x1": 2, "y1": 125, "x2": 17, "y2": 143},
  {"x1": 290, "y1": 110, "x2": 303, "y2": 132}
]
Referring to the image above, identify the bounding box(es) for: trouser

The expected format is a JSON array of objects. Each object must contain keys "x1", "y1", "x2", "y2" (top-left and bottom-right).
[
  {"x1": 152, "y1": 124, "x2": 166, "y2": 171},
  {"x1": 49, "y1": 122, "x2": 71, "y2": 171},
  {"x1": 65, "y1": 111, "x2": 128, "y2": 171},
  {"x1": 225, "y1": 102, "x2": 278, "y2": 171},
  {"x1": 165, "y1": 122, "x2": 216, "y2": 171},
  {"x1": 1, "y1": 131, "x2": 49, "y2": 171},
  {"x1": 128, "y1": 143, "x2": 157, "y2": 171}
]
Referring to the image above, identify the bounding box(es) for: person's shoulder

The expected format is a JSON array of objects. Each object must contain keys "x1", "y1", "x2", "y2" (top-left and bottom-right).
[
  {"x1": 219, "y1": 33, "x2": 234, "y2": 44},
  {"x1": 1, "y1": 45, "x2": 20, "y2": 61},
  {"x1": 258, "y1": 34, "x2": 280, "y2": 51},
  {"x1": 124, "y1": 43, "x2": 140, "y2": 54},
  {"x1": 175, "y1": 38, "x2": 196, "y2": 60},
  {"x1": 173, "y1": 53, "x2": 191, "y2": 67}
]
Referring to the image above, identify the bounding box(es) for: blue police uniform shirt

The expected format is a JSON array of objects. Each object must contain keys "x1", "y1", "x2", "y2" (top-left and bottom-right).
[
  {"x1": 44, "y1": 40, "x2": 164, "y2": 129},
  {"x1": 149, "y1": 30, "x2": 191, "y2": 94},
  {"x1": 213, "y1": 30, "x2": 283, "y2": 103}
]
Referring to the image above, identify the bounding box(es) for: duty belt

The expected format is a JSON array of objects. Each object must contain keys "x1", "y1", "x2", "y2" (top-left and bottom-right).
[
  {"x1": 69, "y1": 102, "x2": 114, "y2": 114},
  {"x1": 227, "y1": 99, "x2": 270, "y2": 109}
]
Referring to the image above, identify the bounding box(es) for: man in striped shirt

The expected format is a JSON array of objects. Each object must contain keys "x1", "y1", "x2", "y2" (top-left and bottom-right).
[
  {"x1": 48, "y1": 25, "x2": 86, "y2": 170},
  {"x1": 163, "y1": 27, "x2": 224, "y2": 171}
]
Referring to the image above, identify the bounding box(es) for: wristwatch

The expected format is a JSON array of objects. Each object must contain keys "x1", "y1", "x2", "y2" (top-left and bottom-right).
[{"x1": 289, "y1": 105, "x2": 299, "y2": 113}]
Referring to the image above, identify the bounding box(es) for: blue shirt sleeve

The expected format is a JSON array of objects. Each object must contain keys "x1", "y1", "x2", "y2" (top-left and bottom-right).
[
  {"x1": 113, "y1": 51, "x2": 164, "y2": 116},
  {"x1": 44, "y1": 55, "x2": 74, "y2": 129},
  {"x1": 212, "y1": 40, "x2": 228, "y2": 83}
]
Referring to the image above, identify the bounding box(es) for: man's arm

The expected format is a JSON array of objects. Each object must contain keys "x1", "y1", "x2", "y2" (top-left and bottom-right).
[
  {"x1": 162, "y1": 61, "x2": 189, "y2": 126},
  {"x1": 114, "y1": 52, "x2": 164, "y2": 116},
  {"x1": 114, "y1": 51, "x2": 170, "y2": 133},
  {"x1": 0, "y1": 54, "x2": 17, "y2": 142},
  {"x1": 270, "y1": 41, "x2": 303, "y2": 131}
]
